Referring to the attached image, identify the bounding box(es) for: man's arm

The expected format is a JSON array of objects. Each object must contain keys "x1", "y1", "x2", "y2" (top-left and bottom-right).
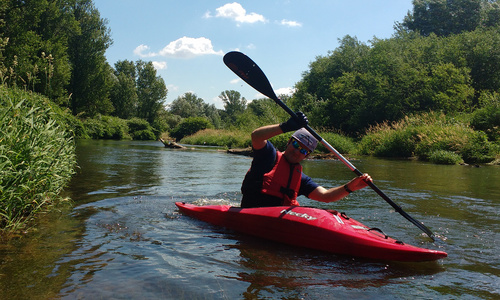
[
  {"x1": 251, "y1": 124, "x2": 283, "y2": 150},
  {"x1": 308, "y1": 173, "x2": 372, "y2": 203}
]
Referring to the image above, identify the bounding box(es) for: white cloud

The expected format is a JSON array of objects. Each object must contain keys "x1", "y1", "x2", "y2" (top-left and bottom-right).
[
  {"x1": 280, "y1": 19, "x2": 302, "y2": 27},
  {"x1": 133, "y1": 44, "x2": 156, "y2": 57},
  {"x1": 158, "y1": 36, "x2": 223, "y2": 58},
  {"x1": 167, "y1": 84, "x2": 179, "y2": 92},
  {"x1": 134, "y1": 37, "x2": 223, "y2": 59},
  {"x1": 215, "y1": 2, "x2": 266, "y2": 24},
  {"x1": 275, "y1": 87, "x2": 295, "y2": 96},
  {"x1": 152, "y1": 61, "x2": 167, "y2": 70},
  {"x1": 230, "y1": 78, "x2": 240, "y2": 84}
]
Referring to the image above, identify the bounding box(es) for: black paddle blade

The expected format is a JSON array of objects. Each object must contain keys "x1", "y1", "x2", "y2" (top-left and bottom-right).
[{"x1": 223, "y1": 51, "x2": 278, "y2": 101}]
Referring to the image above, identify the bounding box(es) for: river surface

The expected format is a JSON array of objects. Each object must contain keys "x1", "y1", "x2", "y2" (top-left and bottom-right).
[{"x1": 0, "y1": 140, "x2": 499, "y2": 299}]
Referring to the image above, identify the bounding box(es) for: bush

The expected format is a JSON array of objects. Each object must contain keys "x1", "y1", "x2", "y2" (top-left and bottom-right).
[
  {"x1": 127, "y1": 118, "x2": 155, "y2": 140},
  {"x1": 170, "y1": 117, "x2": 213, "y2": 141},
  {"x1": 0, "y1": 87, "x2": 76, "y2": 231},
  {"x1": 470, "y1": 92, "x2": 500, "y2": 142},
  {"x1": 316, "y1": 132, "x2": 357, "y2": 154},
  {"x1": 359, "y1": 112, "x2": 499, "y2": 163},
  {"x1": 461, "y1": 132, "x2": 500, "y2": 163},
  {"x1": 428, "y1": 150, "x2": 464, "y2": 165},
  {"x1": 180, "y1": 129, "x2": 250, "y2": 148}
]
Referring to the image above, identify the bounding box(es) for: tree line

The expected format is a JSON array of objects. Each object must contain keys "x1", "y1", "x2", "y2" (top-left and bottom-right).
[
  {"x1": 1, "y1": 0, "x2": 499, "y2": 142},
  {"x1": 289, "y1": 0, "x2": 500, "y2": 137}
]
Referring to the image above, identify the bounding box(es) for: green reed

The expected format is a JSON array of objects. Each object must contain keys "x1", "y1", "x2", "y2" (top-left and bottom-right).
[{"x1": 0, "y1": 87, "x2": 76, "y2": 232}]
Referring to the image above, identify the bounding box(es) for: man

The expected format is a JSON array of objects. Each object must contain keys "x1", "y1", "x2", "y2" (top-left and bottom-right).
[{"x1": 241, "y1": 113, "x2": 372, "y2": 208}]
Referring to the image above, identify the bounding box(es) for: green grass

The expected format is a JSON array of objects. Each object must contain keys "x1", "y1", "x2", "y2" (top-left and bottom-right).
[
  {"x1": 358, "y1": 112, "x2": 499, "y2": 164},
  {"x1": 180, "y1": 129, "x2": 251, "y2": 148},
  {"x1": 0, "y1": 87, "x2": 76, "y2": 232}
]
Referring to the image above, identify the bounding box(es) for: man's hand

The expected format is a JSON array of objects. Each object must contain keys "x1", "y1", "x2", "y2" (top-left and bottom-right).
[{"x1": 279, "y1": 112, "x2": 308, "y2": 133}]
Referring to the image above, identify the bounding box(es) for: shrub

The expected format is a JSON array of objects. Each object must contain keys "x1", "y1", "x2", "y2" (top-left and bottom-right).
[
  {"x1": 170, "y1": 117, "x2": 213, "y2": 141},
  {"x1": 180, "y1": 129, "x2": 250, "y2": 148},
  {"x1": 428, "y1": 150, "x2": 464, "y2": 165},
  {"x1": 461, "y1": 132, "x2": 500, "y2": 163},
  {"x1": 127, "y1": 118, "x2": 155, "y2": 140},
  {"x1": 316, "y1": 132, "x2": 357, "y2": 154},
  {"x1": 359, "y1": 112, "x2": 499, "y2": 163},
  {"x1": 470, "y1": 92, "x2": 500, "y2": 142}
]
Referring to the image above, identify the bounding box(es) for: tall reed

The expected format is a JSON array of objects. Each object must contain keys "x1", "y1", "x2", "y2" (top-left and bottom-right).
[{"x1": 0, "y1": 87, "x2": 76, "y2": 232}]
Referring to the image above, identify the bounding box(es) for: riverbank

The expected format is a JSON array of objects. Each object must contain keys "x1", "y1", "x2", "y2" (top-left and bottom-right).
[
  {"x1": 0, "y1": 87, "x2": 77, "y2": 233},
  {"x1": 180, "y1": 112, "x2": 500, "y2": 166}
]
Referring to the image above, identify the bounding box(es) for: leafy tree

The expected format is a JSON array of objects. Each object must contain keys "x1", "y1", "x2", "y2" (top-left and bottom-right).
[
  {"x1": 219, "y1": 90, "x2": 247, "y2": 123},
  {"x1": 170, "y1": 117, "x2": 213, "y2": 141},
  {"x1": 68, "y1": 0, "x2": 113, "y2": 117},
  {"x1": 0, "y1": 0, "x2": 78, "y2": 103},
  {"x1": 135, "y1": 60, "x2": 167, "y2": 124},
  {"x1": 110, "y1": 72, "x2": 138, "y2": 119},
  {"x1": 110, "y1": 60, "x2": 138, "y2": 119},
  {"x1": 398, "y1": 0, "x2": 500, "y2": 37},
  {"x1": 168, "y1": 92, "x2": 221, "y2": 128},
  {"x1": 169, "y1": 92, "x2": 207, "y2": 118}
]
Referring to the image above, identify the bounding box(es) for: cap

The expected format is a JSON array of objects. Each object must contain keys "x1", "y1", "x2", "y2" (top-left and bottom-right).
[{"x1": 291, "y1": 128, "x2": 318, "y2": 152}]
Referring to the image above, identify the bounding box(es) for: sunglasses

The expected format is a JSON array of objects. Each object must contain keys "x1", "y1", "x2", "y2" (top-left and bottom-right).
[{"x1": 291, "y1": 139, "x2": 311, "y2": 155}]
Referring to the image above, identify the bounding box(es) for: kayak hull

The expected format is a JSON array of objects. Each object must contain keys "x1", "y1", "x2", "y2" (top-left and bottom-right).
[{"x1": 175, "y1": 202, "x2": 447, "y2": 262}]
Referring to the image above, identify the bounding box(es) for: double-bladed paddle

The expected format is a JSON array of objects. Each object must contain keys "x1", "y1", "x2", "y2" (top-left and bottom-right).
[{"x1": 223, "y1": 51, "x2": 435, "y2": 241}]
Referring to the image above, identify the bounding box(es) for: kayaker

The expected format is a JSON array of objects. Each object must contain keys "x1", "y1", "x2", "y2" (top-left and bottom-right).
[{"x1": 241, "y1": 112, "x2": 372, "y2": 208}]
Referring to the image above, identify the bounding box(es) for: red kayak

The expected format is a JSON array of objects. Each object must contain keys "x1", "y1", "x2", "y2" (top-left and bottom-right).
[{"x1": 175, "y1": 202, "x2": 447, "y2": 262}]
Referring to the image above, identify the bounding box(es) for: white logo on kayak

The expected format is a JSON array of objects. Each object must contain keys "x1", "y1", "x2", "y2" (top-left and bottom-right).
[{"x1": 280, "y1": 209, "x2": 317, "y2": 221}]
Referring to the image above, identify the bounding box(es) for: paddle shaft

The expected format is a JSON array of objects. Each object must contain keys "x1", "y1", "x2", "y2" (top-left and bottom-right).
[{"x1": 223, "y1": 51, "x2": 435, "y2": 241}]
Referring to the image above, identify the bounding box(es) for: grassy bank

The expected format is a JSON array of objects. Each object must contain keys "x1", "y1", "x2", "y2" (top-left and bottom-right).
[
  {"x1": 0, "y1": 87, "x2": 76, "y2": 232},
  {"x1": 179, "y1": 112, "x2": 499, "y2": 165},
  {"x1": 358, "y1": 112, "x2": 499, "y2": 164}
]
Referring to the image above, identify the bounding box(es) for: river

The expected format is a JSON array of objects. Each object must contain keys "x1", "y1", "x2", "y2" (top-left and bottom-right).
[{"x1": 0, "y1": 140, "x2": 498, "y2": 299}]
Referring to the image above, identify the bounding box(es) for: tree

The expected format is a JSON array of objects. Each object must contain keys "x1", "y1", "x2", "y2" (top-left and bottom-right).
[
  {"x1": 0, "y1": 0, "x2": 78, "y2": 103},
  {"x1": 169, "y1": 92, "x2": 206, "y2": 118},
  {"x1": 135, "y1": 60, "x2": 167, "y2": 124},
  {"x1": 168, "y1": 92, "x2": 221, "y2": 128},
  {"x1": 398, "y1": 0, "x2": 500, "y2": 37},
  {"x1": 110, "y1": 60, "x2": 138, "y2": 119},
  {"x1": 68, "y1": 0, "x2": 113, "y2": 117},
  {"x1": 110, "y1": 72, "x2": 138, "y2": 119},
  {"x1": 219, "y1": 90, "x2": 246, "y2": 122}
]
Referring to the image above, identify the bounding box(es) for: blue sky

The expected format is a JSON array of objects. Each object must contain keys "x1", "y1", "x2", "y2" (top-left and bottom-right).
[{"x1": 93, "y1": 1, "x2": 414, "y2": 109}]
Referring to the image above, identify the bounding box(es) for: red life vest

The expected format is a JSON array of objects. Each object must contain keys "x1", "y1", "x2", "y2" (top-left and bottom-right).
[{"x1": 261, "y1": 151, "x2": 302, "y2": 206}]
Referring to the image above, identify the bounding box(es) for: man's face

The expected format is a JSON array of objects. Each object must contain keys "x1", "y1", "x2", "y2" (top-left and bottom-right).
[{"x1": 283, "y1": 139, "x2": 310, "y2": 164}]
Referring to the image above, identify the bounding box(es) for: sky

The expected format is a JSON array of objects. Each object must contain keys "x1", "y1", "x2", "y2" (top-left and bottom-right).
[{"x1": 93, "y1": 0, "x2": 414, "y2": 109}]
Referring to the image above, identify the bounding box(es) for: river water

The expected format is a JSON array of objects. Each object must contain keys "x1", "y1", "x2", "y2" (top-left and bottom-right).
[{"x1": 0, "y1": 140, "x2": 498, "y2": 299}]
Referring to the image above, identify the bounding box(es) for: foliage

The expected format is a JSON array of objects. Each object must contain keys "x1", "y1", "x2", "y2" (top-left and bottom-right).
[
  {"x1": 126, "y1": 118, "x2": 155, "y2": 140},
  {"x1": 470, "y1": 91, "x2": 500, "y2": 142},
  {"x1": 316, "y1": 132, "x2": 357, "y2": 154},
  {"x1": 0, "y1": 87, "x2": 76, "y2": 231},
  {"x1": 219, "y1": 90, "x2": 247, "y2": 123},
  {"x1": 135, "y1": 61, "x2": 168, "y2": 124},
  {"x1": 397, "y1": 0, "x2": 500, "y2": 37},
  {"x1": 180, "y1": 129, "x2": 251, "y2": 148},
  {"x1": 428, "y1": 150, "x2": 464, "y2": 164},
  {"x1": 170, "y1": 117, "x2": 214, "y2": 141},
  {"x1": 0, "y1": 0, "x2": 79, "y2": 104},
  {"x1": 68, "y1": 0, "x2": 114, "y2": 117},
  {"x1": 168, "y1": 92, "x2": 221, "y2": 128},
  {"x1": 358, "y1": 112, "x2": 499, "y2": 163}
]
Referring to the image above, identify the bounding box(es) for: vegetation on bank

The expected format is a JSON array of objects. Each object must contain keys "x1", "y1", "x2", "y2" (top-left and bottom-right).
[
  {"x1": 0, "y1": 87, "x2": 76, "y2": 232},
  {"x1": 180, "y1": 110, "x2": 499, "y2": 165}
]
